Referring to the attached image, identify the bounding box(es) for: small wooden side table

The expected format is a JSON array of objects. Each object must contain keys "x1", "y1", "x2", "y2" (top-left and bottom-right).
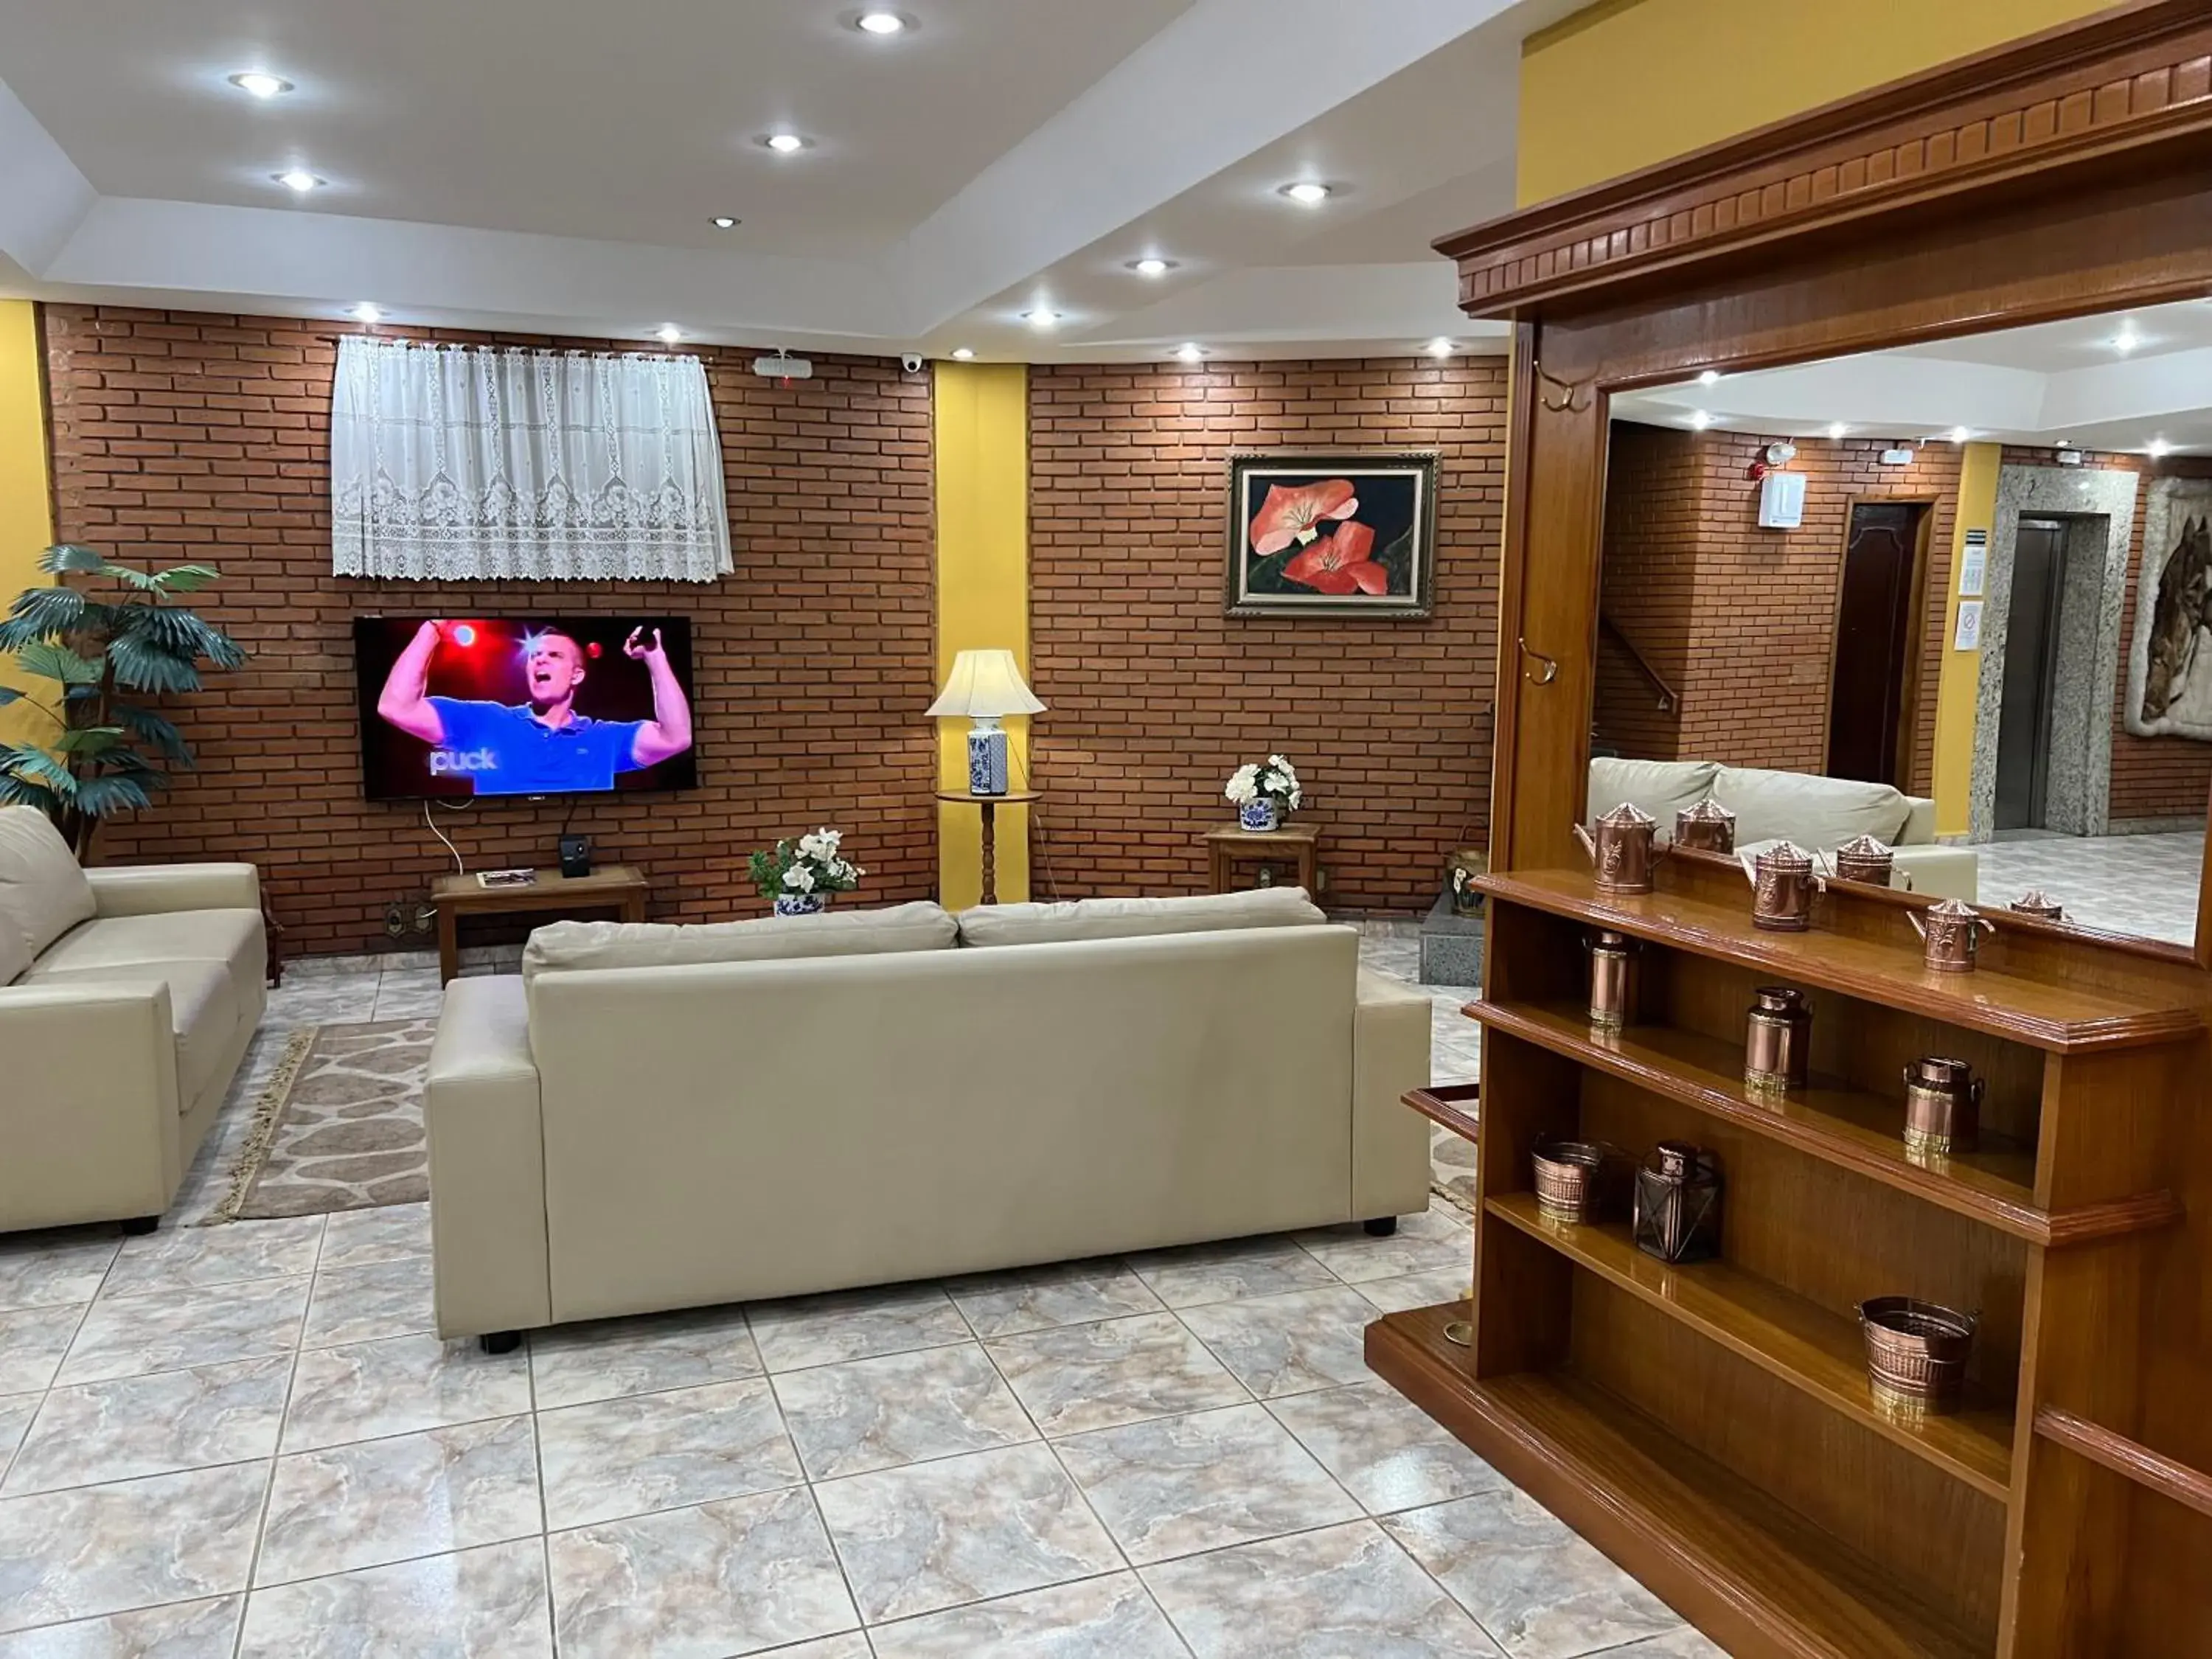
[
  {"x1": 935, "y1": 788, "x2": 1042, "y2": 905},
  {"x1": 1203, "y1": 821, "x2": 1321, "y2": 895},
  {"x1": 430, "y1": 864, "x2": 649, "y2": 984}
]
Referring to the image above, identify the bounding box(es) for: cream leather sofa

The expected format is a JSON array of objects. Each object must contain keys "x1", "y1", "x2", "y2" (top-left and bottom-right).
[
  {"x1": 0, "y1": 807, "x2": 267, "y2": 1233},
  {"x1": 1589, "y1": 757, "x2": 1979, "y2": 900},
  {"x1": 425, "y1": 891, "x2": 1435, "y2": 1347}
]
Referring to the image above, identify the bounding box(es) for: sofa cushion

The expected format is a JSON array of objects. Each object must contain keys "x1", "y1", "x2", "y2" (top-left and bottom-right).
[
  {"x1": 1714, "y1": 765, "x2": 1911, "y2": 849},
  {"x1": 1587, "y1": 758, "x2": 1719, "y2": 830},
  {"x1": 956, "y1": 888, "x2": 1326, "y2": 948},
  {"x1": 521, "y1": 900, "x2": 958, "y2": 981},
  {"x1": 26, "y1": 908, "x2": 266, "y2": 1012},
  {"x1": 21, "y1": 960, "x2": 239, "y2": 1105},
  {"x1": 0, "y1": 807, "x2": 96, "y2": 962}
]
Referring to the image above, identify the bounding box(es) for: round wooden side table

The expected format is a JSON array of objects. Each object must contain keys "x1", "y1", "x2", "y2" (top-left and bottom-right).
[{"x1": 935, "y1": 788, "x2": 1043, "y2": 905}]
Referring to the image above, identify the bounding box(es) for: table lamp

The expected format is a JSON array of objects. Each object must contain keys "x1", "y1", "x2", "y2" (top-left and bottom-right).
[{"x1": 928, "y1": 648, "x2": 1044, "y2": 796}]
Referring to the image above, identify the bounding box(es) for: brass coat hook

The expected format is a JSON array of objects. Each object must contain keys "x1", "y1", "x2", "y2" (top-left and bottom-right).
[
  {"x1": 1533, "y1": 363, "x2": 1592, "y2": 413},
  {"x1": 1518, "y1": 638, "x2": 1559, "y2": 685}
]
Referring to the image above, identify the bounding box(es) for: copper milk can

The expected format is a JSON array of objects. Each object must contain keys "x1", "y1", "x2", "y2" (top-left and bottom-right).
[
  {"x1": 1909, "y1": 897, "x2": 1996, "y2": 973},
  {"x1": 1674, "y1": 797, "x2": 1737, "y2": 854},
  {"x1": 1747, "y1": 842, "x2": 1818, "y2": 931},
  {"x1": 1585, "y1": 931, "x2": 1638, "y2": 1030},
  {"x1": 1902, "y1": 1057, "x2": 1983, "y2": 1155},
  {"x1": 1832, "y1": 833, "x2": 1896, "y2": 887},
  {"x1": 2010, "y1": 888, "x2": 2065, "y2": 921},
  {"x1": 1745, "y1": 987, "x2": 1812, "y2": 1094},
  {"x1": 1573, "y1": 802, "x2": 1664, "y2": 895}
]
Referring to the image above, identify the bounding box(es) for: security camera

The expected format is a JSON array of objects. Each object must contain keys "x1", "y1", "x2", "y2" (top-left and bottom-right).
[{"x1": 901, "y1": 352, "x2": 925, "y2": 374}]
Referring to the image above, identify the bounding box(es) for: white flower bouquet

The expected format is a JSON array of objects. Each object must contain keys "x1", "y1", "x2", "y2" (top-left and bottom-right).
[
  {"x1": 1225, "y1": 755, "x2": 1302, "y2": 829},
  {"x1": 750, "y1": 827, "x2": 864, "y2": 911}
]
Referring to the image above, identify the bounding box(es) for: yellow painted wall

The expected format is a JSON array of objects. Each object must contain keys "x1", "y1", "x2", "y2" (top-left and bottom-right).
[
  {"x1": 931, "y1": 361, "x2": 1032, "y2": 909},
  {"x1": 1517, "y1": 0, "x2": 2118, "y2": 205},
  {"x1": 1931, "y1": 442, "x2": 1999, "y2": 838},
  {"x1": 0, "y1": 300, "x2": 55, "y2": 748}
]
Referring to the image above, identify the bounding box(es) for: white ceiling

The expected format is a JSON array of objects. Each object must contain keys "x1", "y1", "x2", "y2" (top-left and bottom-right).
[
  {"x1": 1613, "y1": 299, "x2": 2212, "y2": 456},
  {"x1": 0, "y1": 0, "x2": 1578, "y2": 361}
]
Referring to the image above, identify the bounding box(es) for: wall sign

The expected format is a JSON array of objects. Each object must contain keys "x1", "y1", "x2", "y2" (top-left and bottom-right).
[
  {"x1": 1953, "y1": 599, "x2": 1984, "y2": 652},
  {"x1": 1958, "y1": 529, "x2": 1987, "y2": 598}
]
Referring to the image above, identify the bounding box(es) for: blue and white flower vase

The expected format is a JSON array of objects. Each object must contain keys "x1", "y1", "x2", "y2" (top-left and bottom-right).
[
  {"x1": 774, "y1": 893, "x2": 828, "y2": 917},
  {"x1": 1239, "y1": 799, "x2": 1282, "y2": 832}
]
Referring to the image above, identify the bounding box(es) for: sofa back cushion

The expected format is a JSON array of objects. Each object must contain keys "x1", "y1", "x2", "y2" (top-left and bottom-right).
[
  {"x1": 1714, "y1": 765, "x2": 1911, "y2": 849},
  {"x1": 1587, "y1": 758, "x2": 1719, "y2": 830},
  {"x1": 0, "y1": 807, "x2": 96, "y2": 968},
  {"x1": 521, "y1": 900, "x2": 956, "y2": 982},
  {"x1": 956, "y1": 887, "x2": 1326, "y2": 947}
]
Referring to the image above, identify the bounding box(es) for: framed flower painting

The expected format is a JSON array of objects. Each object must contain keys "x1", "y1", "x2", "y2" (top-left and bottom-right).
[{"x1": 1225, "y1": 450, "x2": 1438, "y2": 619}]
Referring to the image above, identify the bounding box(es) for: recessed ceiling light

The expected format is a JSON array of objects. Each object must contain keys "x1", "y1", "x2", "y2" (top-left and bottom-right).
[
  {"x1": 710, "y1": 215, "x2": 739, "y2": 229},
  {"x1": 761, "y1": 132, "x2": 811, "y2": 153},
  {"x1": 950, "y1": 347, "x2": 975, "y2": 361},
  {"x1": 1022, "y1": 309, "x2": 1061, "y2": 329},
  {"x1": 1697, "y1": 369, "x2": 1722, "y2": 386},
  {"x1": 1827, "y1": 422, "x2": 1848, "y2": 439},
  {"x1": 1128, "y1": 257, "x2": 1175, "y2": 277},
  {"x1": 655, "y1": 324, "x2": 684, "y2": 345},
  {"x1": 855, "y1": 10, "x2": 911, "y2": 34},
  {"x1": 1949, "y1": 426, "x2": 1972, "y2": 443},
  {"x1": 2114, "y1": 327, "x2": 2140, "y2": 354},
  {"x1": 229, "y1": 71, "x2": 293, "y2": 99},
  {"x1": 274, "y1": 170, "x2": 324, "y2": 193},
  {"x1": 2056, "y1": 437, "x2": 2074, "y2": 448},
  {"x1": 2148, "y1": 438, "x2": 2173, "y2": 457},
  {"x1": 350, "y1": 302, "x2": 382, "y2": 324},
  {"x1": 1175, "y1": 343, "x2": 1206, "y2": 364},
  {"x1": 1689, "y1": 411, "x2": 1714, "y2": 430},
  {"x1": 1279, "y1": 181, "x2": 1331, "y2": 206},
  {"x1": 1426, "y1": 338, "x2": 1455, "y2": 359}
]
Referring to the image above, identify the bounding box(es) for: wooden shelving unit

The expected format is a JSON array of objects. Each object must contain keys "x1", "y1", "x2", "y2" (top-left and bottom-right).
[{"x1": 1368, "y1": 858, "x2": 2205, "y2": 1659}]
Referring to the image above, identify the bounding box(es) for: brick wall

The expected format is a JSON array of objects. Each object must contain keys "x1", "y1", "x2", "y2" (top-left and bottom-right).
[
  {"x1": 1027, "y1": 358, "x2": 1504, "y2": 911},
  {"x1": 41, "y1": 305, "x2": 938, "y2": 956},
  {"x1": 1596, "y1": 424, "x2": 1961, "y2": 795}
]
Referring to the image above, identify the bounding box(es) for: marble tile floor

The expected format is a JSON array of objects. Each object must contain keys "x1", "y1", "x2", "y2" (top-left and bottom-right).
[
  {"x1": 1975, "y1": 828, "x2": 2202, "y2": 945},
  {"x1": 0, "y1": 931, "x2": 1737, "y2": 1659}
]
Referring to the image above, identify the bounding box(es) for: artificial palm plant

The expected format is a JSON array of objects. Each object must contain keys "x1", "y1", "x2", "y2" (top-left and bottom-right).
[{"x1": 0, "y1": 543, "x2": 244, "y2": 860}]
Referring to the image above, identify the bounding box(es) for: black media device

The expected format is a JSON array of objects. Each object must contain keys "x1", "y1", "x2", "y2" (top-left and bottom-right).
[{"x1": 558, "y1": 835, "x2": 592, "y2": 878}]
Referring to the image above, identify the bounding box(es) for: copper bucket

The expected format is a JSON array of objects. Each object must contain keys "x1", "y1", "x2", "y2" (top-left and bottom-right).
[
  {"x1": 1860, "y1": 1297, "x2": 1977, "y2": 1411},
  {"x1": 1572, "y1": 802, "x2": 1665, "y2": 896},
  {"x1": 1531, "y1": 1138, "x2": 1627, "y2": 1223}
]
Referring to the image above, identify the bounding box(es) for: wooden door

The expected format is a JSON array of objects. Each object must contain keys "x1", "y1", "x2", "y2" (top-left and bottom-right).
[{"x1": 1827, "y1": 501, "x2": 1929, "y2": 787}]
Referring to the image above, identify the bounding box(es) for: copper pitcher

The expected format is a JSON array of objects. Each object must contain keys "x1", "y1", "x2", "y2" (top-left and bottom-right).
[
  {"x1": 1674, "y1": 798, "x2": 1737, "y2": 854},
  {"x1": 1745, "y1": 841, "x2": 1818, "y2": 931},
  {"x1": 1572, "y1": 802, "x2": 1664, "y2": 895},
  {"x1": 2010, "y1": 888, "x2": 2064, "y2": 921},
  {"x1": 1902, "y1": 1056, "x2": 1982, "y2": 1155},
  {"x1": 1909, "y1": 897, "x2": 1996, "y2": 973},
  {"x1": 1745, "y1": 987, "x2": 1812, "y2": 1095},
  {"x1": 1831, "y1": 833, "x2": 1896, "y2": 887}
]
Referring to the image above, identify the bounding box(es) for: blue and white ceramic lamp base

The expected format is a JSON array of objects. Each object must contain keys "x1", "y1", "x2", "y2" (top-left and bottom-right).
[{"x1": 967, "y1": 725, "x2": 1010, "y2": 796}]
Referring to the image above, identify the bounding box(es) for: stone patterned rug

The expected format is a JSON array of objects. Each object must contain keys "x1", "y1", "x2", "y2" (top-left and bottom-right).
[{"x1": 212, "y1": 1018, "x2": 438, "y2": 1222}]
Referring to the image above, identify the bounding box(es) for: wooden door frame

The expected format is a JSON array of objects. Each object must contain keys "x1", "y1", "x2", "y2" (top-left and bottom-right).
[
  {"x1": 1818, "y1": 494, "x2": 1938, "y2": 789},
  {"x1": 1439, "y1": 0, "x2": 2212, "y2": 971}
]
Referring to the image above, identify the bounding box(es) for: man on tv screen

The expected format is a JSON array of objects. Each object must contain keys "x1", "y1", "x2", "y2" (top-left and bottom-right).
[{"x1": 375, "y1": 619, "x2": 692, "y2": 796}]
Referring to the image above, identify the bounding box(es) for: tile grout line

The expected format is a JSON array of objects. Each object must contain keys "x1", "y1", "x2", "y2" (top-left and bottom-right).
[
  {"x1": 231, "y1": 1214, "x2": 326, "y2": 1659},
  {"x1": 524, "y1": 1329, "x2": 559, "y2": 1659}
]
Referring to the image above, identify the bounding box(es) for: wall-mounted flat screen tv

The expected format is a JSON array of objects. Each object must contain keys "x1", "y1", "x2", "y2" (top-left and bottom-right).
[{"x1": 355, "y1": 616, "x2": 698, "y2": 801}]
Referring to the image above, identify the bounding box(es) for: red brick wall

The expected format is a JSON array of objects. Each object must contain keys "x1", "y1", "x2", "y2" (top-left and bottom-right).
[
  {"x1": 1027, "y1": 358, "x2": 1504, "y2": 911},
  {"x1": 1596, "y1": 423, "x2": 1961, "y2": 795},
  {"x1": 41, "y1": 305, "x2": 938, "y2": 956}
]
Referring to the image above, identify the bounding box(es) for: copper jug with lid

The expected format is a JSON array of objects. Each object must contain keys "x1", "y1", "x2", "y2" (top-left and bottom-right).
[
  {"x1": 1902, "y1": 1056, "x2": 1983, "y2": 1156},
  {"x1": 1585, "y1": 931, "x2": 1639, "y2": 1032},
  {"x1": 1572, "y1": 802, "x2": 1664, "y2": 896},
  {"x1": 1909, "y1": 897, "x2": 1996, "y2": 973},
  {"x1": 1745, "y1": 987, "x2": 1812, "y2": 1095},
  {"x1": 1832, "y1": 833, "x2": 1896, "y2": 888},
  {"x1": 2010, "y1": 888, "x2": 2065, "y2": 921},
  {"x1": 1745, "y1": 841, "x2": 1818, "y2": 931},
  {"x1": 1674, "y1": 798, "x2": 1737, "y2": 854}
]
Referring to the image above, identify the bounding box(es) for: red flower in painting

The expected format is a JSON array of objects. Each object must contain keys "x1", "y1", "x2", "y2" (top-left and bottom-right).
[
  {"x1": 1282, "y1": 520, "x2": 1388, "y2": 595},
  {"x1": 1248, "y1": 479, "x2": 1360, "y2": 555}
]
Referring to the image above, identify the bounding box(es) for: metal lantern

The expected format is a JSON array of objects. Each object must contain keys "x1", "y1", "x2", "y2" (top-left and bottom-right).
[{"x1": 1632, "y1": 1141, "x2": 1723, "y2": 1264}]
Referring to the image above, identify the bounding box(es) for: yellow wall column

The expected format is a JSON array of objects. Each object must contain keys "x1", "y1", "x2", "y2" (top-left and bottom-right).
[
  {"x1": 931, "y1": 361, "x2": 1032, "y2": 909},
  {"x1": 1517, "y1": 0, "x2": 2115, "y2": 205},
  {"x1": 1931, "y1": 443, "x2": 2000, "y2": 838},
  {"x1": 0, "y1": 300, "x2": 55, "y2": 748}
]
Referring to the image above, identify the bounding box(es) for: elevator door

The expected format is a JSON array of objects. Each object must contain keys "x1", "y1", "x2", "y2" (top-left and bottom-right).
[{"x1": 1994, "y1": 520, "x2": 2068, "y2": 831}]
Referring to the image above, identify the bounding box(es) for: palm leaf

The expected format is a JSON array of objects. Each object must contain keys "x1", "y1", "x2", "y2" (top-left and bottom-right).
[
  {"x1": 0, "y1": 586, "x2": 86, "y2": 641},
  {"x1": 39, "y1": 544, "x2": 107, "y2": 575},
  {"x1": 113, "y1": 704, "x2": 192, "y2": 765},
  {"x1": 151, "y1": 564, "x2": 222, "y2": 594},
  {"x1": 98, "y1": 562, "x2": 167, "y2": 592},
  {"x1": 119, "y1": 605, "x2": 246, "y2": 669},
  {"x1": 13, "y1": 640, "x2": 103, "y2": 686},
  {"x1": 0, "y1": 773, "x2": 64, "y2": 811},
  {"x1": 74, "y1": 774, "x2": 156, "y2": 817},
  {"x1": 105, "y1": 633, "x2": 202, "y2": 695},
  {"x1": 55, "y1": 726, "x2": 125, "y2": 755},
  {"x1": 0, "y1": 747, "x2": 79, "y2": 799}
]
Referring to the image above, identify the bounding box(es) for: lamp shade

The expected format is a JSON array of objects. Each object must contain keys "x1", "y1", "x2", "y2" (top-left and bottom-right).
[{"x1": 927, "y1": 648, "x2": 1045, "y2": 719}]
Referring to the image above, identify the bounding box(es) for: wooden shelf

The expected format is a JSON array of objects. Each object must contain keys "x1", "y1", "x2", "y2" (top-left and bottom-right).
[
  {"x1": 1475, "y1": 869, "x2": 2203, "y2": 1054},
  {"x1": 1402, "y1": 1082, "x2": 1481, "y2": 1141},
  {"x1": 2035, "y1": 1409, "x2": 2212, "y2": 1522},
  {"x1": 1366, "y1": 1304, "x2": 1987, "y2": 1659},
  {"x1": 1488, "y1": 1192, "x2": 2015, "y2": 1500},
  {"x1": 1470, "y1": 1001, "x2": 2183, "y2": 1249}
]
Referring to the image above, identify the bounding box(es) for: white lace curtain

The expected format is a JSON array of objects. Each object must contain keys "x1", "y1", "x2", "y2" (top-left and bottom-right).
[{"x1": 331, "y1": 338, "x2": 733, "y2": 582}]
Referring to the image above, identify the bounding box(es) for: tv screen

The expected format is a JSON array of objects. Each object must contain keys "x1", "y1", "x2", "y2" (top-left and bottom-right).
[{"x1": 355, "y1": 616, "x2": 698, "y2": 801}]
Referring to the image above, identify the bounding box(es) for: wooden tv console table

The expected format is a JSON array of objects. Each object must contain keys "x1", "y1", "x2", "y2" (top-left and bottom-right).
[{"x1": 430, "y1": 864, "x2": 648, "y2": 984}]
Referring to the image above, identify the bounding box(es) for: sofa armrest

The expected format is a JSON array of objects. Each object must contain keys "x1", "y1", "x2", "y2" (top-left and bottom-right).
[
  {"x1": 0, "y1": 982, "x2": 181, "y2": 1229},
  {"x1": 1352, "y1": 968, "x2": 1436, "y2": 1222},
  {"x1": 425, "y1": 974, "x2": 552, "y2": 1340},
  {"x1": 1892, "y1": 845, "x2": 1980, "y2": 903},
  {"x1": 88, "y1": 863, "x2": 261, "y2": 918}
]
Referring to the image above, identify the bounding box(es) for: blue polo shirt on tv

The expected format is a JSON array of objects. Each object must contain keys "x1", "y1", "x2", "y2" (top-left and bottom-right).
[{"x1": 426, "y1": 698, "x2": 646, "y2": 796}]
